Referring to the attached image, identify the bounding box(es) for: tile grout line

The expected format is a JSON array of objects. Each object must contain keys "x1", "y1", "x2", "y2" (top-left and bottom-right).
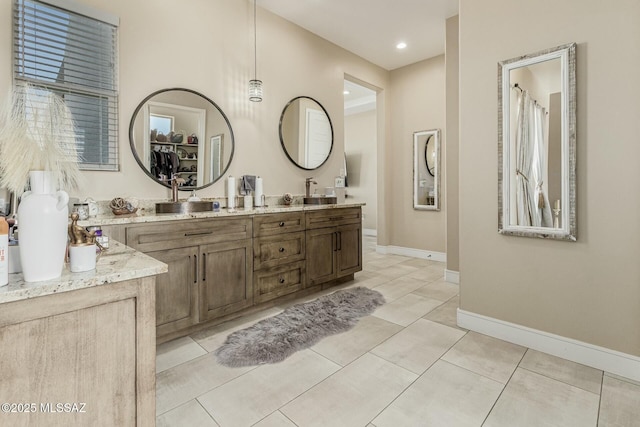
[
  {"x1": 360, "y1": 351, "x2": 427, "y2": 426},
  {"x1": 480, "y1": 347, "x2": 529, "y2": 426},
  {"x1": 156, "y1": 361, "x2": 260, "y2": 417},
  {"x1": 195, "y1": 397, "x2": 223, "y2": 427},
  {"x1": 272, "y1": 350, "x2": 367, "y2": 421},
  {"x1": 363, "y1": 360, "x2": 429, "y2": 425},
  {"x1": 595, "y1": 370, "x2": 605, "y2": 427},
  {"x1": 364, "y1": 326, "x2": 471, "y2": 424},
  {"x1": 516, "y1": 365, "x2": 602, "y2": 396}
]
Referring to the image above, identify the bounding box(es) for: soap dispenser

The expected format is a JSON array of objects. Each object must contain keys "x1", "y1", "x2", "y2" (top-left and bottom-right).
[{"x1": 187, "y1": 191, "x2": 201, "y2": 202}]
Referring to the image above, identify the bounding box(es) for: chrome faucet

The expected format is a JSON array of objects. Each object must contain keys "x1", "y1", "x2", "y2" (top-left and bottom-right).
[{"x1": 305, "y1": 177, "x2": 317, "y2": 198}]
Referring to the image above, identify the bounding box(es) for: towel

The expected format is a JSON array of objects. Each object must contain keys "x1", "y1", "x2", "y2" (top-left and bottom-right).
[{"x1": 240, "y1": 175, "x2": 256, "y2": 195}]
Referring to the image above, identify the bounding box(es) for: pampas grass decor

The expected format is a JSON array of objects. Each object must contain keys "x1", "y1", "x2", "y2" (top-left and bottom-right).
[{"x1": 0, "y1": 83, "x2": 80, "y2": 194}]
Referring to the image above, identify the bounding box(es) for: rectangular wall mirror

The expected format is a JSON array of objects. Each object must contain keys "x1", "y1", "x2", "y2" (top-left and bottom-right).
[
  {"x1": 498, "y1": 43, "x2": 576, "y2": 241},
  {"x1": 413, "y1": 129, "x2": 441, "y2": 211}
]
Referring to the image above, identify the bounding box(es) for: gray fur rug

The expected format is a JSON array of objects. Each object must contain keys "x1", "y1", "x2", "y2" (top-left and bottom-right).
[{"x1": 214, "y1": 287, "x2": 385, "y2": 367}]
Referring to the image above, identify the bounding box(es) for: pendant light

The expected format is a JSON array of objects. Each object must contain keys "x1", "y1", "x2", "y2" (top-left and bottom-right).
[{"x1": 249, "y1": 0, "x2": 263, "y2": 102}]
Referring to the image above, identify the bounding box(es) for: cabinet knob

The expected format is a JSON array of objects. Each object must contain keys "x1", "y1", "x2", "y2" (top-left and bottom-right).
[
  {"x1": 279, "y1": 247, "x2": 285, "y2": 252},
  {"x1": 279, "y1": 278, "x2": 285, "y2": 284},
  {"x1": 279, "y1": 222, "x2": 285, "y2": 227}
]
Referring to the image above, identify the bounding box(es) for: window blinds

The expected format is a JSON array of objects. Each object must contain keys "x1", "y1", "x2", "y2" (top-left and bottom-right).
[{"x1": 13, "y1": 0, "x2": 119, "y2": 171}]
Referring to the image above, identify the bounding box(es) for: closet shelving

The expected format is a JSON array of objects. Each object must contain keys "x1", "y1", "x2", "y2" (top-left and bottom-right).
[{"x1": 151, "y1": 140, "x2": 200, "y2": 187}]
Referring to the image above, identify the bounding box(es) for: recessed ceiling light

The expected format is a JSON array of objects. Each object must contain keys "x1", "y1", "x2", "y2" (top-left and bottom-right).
[
  {"x1": 343, "y1": 90, "x2": 350, "y2": 95},
  {"x1": 396, "y1": 42, "x2": 407, "y2": 50}
]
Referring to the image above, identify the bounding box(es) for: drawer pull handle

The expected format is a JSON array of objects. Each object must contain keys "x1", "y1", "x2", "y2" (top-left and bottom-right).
[
  {"x1": 279, "y1": 247, "x2": 285, "y2": 252},
  {"x1": 279, "y1": 278, "x2": 285, "y2": 284},
  {"x1": 193, "y1": 254, "x2": 197, "y2": 284},
  {"x1": 279, "y1": 222, "x2": 285, "y2": 227},
  {"x1": 185, "y1": 231, "x2": 213, "y2": 237},
  {"x1": 202, "y1": 253, "x2": 207, "y2": 281}
]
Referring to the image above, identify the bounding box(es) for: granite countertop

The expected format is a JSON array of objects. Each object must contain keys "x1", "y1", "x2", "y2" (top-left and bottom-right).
[
  {"x1": 0, "y1": 241, "x2": 168, "y2": 304},
  {"x1": 79, "y1": 202, "x2": 365, "y2": 227}
]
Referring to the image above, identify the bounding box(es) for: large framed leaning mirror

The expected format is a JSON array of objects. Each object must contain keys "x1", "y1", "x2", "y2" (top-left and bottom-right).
[
  {"x1": 414, "y1": 129, "x2": 441, "y2": 210},
  {"x1": 498, "y1": 43, "x2": 576, "y2": 241},
  {"x1": 129, "y1": 88, "x2": 234, "y2": 190},
  {"x1": 279, "y1": 96, "x2": 333, "y2": 170}
]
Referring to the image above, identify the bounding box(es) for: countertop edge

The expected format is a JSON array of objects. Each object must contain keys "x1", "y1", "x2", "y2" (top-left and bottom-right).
[
  {"x1": 0, "y1": 241, "x2": 168, "y2": 304},
  {"x1": 80, "y1": 202, "x2": 365, "y2": 226}
]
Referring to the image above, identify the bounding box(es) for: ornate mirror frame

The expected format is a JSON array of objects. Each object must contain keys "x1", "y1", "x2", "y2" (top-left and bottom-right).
[
  {"x1": 413, "y1": 129, "x2": 441, "y2": 211},
  {"x1": 498, "y1": 43, "x2": 576, "y2": 241}
]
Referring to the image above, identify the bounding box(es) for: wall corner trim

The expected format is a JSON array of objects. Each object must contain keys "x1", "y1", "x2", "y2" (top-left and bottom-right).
[
  {"x1": 457, "y1": 309, "x2": 640, "y2": 383},
  {"x1": 376, "y1": 245, "x2": 446, "y2": 262},
  {"x1": 444, "y1": 269, "x2": 459, "y2": 284}
]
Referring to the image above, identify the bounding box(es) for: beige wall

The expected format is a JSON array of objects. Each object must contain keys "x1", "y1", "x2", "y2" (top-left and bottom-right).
[
  {"x1": 344, "y1": 109, "x2": 377, "y2": 230},
  {"x1": 445, "y1": 15, "x2": 459, "y2": 272},
  {"x1": 459, "y1": 0, "x2": 640, "y2": 356},
  {"x1": 0, "y1": 0, "x2": 453, "y2": 256},
  {"x1": 388, "y1": 55, "x2": 446, "y2": 253},
  {"x1": 0, "y1": 0, "x2": 389, "y2": 203}
]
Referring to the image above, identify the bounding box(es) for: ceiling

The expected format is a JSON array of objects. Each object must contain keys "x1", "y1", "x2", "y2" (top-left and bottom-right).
[{"x1": 259, "y1": 0, "x2": 459, "y2": 71}]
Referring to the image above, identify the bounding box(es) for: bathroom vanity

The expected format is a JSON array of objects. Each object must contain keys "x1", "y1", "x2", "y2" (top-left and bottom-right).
[
  {"x1": 88, "y1": 204, "x2": 363, "y2": 343},
  {"x1": 0, "y1": 242, "x2": 166, "y2": 427}
]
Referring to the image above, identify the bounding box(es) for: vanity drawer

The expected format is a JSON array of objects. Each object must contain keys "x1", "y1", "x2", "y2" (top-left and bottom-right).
[
  {"x1": 305, "y1": 208, "x2": 361, "y2": 230},
  {"x1": 254, "y1": 261, "x2": 305, "y2": 304},
  {"x1": 126, "y1": 217, "x2": 252, "y2": 252},
  {"x1": 253, "y1": 211, "x2": 305, "y2": 237},
  {"x1": 253, "y1": 232, "x2": 305, "y2": 270}
]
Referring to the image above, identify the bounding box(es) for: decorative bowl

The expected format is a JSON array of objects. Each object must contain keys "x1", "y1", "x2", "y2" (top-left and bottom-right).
[{"x1": 112, "y1": 207, "x2": 138, "y2": 216}]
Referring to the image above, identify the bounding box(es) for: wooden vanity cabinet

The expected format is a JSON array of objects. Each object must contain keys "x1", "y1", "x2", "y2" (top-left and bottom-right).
[
  {"x1": 0, "y1": 277, "x2": 156, "y2": 427},
  {"x1": 253, "y1": 212, "x2": 306, "y2": 303},
  {"x1": 125, "y1": 217, "x2": 253, "y2": 337},
  {"x1": 306, "y1": 208, "x2": 362, "y2": 287},
  {"x1": 97, "y1": 206, "x2": 361, "y2": 340},
  {"x1": 100, "y1": 223, "x2": 126, "y2": 245}
]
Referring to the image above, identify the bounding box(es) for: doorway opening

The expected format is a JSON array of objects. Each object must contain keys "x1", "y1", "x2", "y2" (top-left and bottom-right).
[{"x1": 343, "y1": 78, "x2": 378, "y2": 236}]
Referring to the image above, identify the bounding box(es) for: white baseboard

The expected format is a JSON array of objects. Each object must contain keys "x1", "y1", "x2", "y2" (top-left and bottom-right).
[
  {"x1": 363, "y1": 228, "x2": 377, "y2": 237},
  {"x1": 445, "y1": 269, "x2": 459, "y2": 284},
  {"x1": 457, "y1": 309, "x2": 640, "y2": 382},
  {"x1": 375, "y1": 245, "x2": 446, "y2": 262}
]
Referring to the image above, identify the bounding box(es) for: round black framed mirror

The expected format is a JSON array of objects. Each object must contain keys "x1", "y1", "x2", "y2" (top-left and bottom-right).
[
  {"x1": 424, "y1": 134, "x2": 435, "y2": 177},
  {"x1": 129, "y1": 88, "x2": 234, "y2": 190},
  {"x1": 279, "y1": 96, "x2": 333, "y2": 170}
]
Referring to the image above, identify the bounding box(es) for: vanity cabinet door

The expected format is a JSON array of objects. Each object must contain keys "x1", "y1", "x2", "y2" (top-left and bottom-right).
[
  {"x1": 147, "y1": 246, "x2": 199, "y2": 337},
  {"x1": 305, "y1": 214, "x2": 362, "y2": 287},
  {"x1": 336, "y1": 222, "x2": 362, "y2": 277},
  {"x1": 306, "y1": 226, "x2": 338, "y2": 286},
  {"x1": 199, "y1": 238, "x2": 253, "y2": 321}
]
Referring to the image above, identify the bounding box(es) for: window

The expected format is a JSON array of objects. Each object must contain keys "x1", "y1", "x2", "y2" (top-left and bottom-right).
[
  {"x1": 13, "y1": 0, "x2": 119, "y2": 170},
  {"x1": 150, "y1": 114, "x2": 174, "y2": 135}
]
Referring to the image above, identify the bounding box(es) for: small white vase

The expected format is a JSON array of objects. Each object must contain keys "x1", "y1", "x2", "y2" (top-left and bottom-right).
[{"x1": 18, "y1": 171, "x2": 69, "y2": 282}]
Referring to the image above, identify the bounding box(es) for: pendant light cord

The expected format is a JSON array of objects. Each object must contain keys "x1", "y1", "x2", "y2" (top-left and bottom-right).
[{"x1": 253, "y1": 0, "x2": 257, "y2": 81}]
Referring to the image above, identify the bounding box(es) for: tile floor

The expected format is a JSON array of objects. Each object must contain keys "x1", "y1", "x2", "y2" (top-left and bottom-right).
[{"x1": 155, "y1": 236, "x2": 640, "y2": 427}]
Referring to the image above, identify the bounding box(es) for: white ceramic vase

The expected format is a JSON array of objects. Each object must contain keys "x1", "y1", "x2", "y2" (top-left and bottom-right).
[{"x1": 18, "y1": 171, "x2": 69, "y2": 282}]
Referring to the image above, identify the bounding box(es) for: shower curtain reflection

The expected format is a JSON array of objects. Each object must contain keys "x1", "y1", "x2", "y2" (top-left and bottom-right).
[{"x1": 514, "y1": 89, "x2": 552, "y2": 227}]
